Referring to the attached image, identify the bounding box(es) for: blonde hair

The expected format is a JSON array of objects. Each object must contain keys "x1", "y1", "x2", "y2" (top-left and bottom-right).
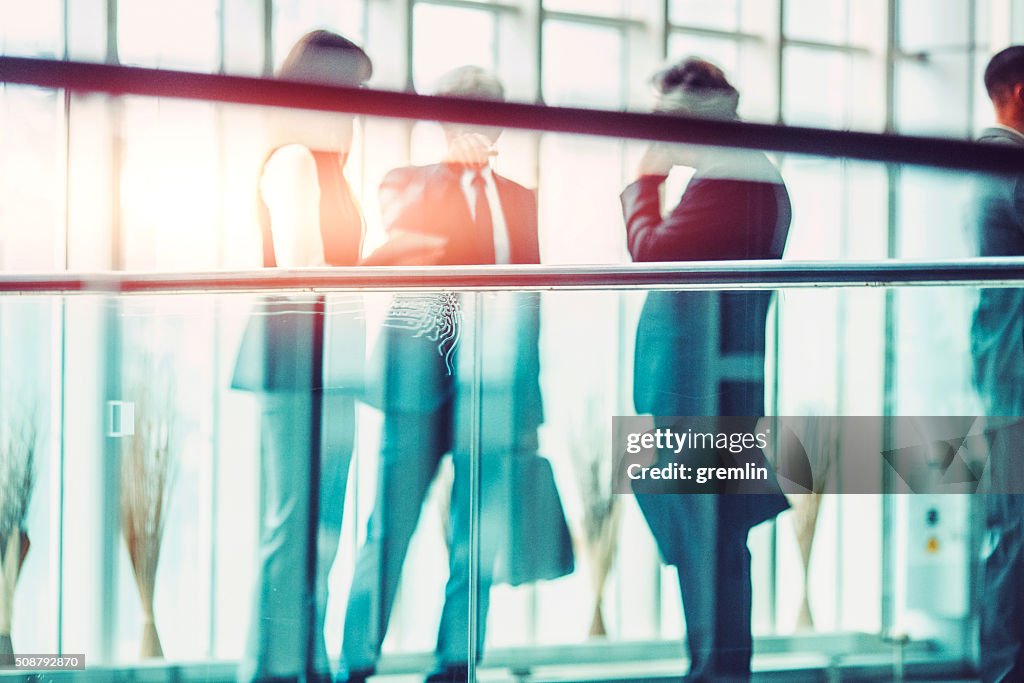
[
  {"x1": 433, "y1": 65, "x2": 505, "y2": 101},
  {"x1": 650, "y1": 57, "x2": 739, "y2": 119}
]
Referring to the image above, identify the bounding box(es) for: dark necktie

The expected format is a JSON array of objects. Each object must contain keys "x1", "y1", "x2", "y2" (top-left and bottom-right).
[{"x1": 472, "y1": 170, "x2": 496, "y2": 263}]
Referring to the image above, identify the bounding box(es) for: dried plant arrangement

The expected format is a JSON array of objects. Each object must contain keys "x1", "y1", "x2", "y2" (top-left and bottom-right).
[
  {"x1": 788, "y1": 414, "x2": 838, "y2": 631},
  {"x1": 762, "y1": 413, "x2": 839, "y2": 631},
  {"x1": 0, "y1": 408, "x2": 35, "y2": 657},
  {"x1": 569, "y1": 397, "x2": 621, "y2": 637},
  {"x1": 120, "y1": 377, "x2": 176, "y2": 659}
]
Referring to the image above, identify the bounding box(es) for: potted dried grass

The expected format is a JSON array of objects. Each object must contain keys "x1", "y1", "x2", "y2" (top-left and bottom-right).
[
  {"x1": 120, "y1": 381, "x2": 176, "y2": 658},
  {"x1": 761, "y1": 414, "x2": 839, "y2": 630},
  {"x1": 0, "y1": 410, "x2": 35, "y2": 657},
  {"x1": 569, "y1": 398, "x2": 621, "y2": 638}
]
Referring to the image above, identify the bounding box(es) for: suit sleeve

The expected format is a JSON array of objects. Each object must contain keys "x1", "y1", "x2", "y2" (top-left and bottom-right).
[{"x1": 621, "y1": 175, "x2": 755, "y2": 262}]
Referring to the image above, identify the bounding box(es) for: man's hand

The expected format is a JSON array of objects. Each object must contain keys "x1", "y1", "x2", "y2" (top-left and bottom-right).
[
  {"x1": 637, "y1": 143, "x2": 675, "y2": 177},
  {"x1": 445, "y1": 132, "x2": 498, "y2": 168}
]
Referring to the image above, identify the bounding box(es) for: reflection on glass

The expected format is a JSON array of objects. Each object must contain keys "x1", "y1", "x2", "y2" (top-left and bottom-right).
[
  {"x1": 0, "y1": 282, "x2": 1000, "y2": 678},
  {"x1": 0, "y1": 298, "x2": 56, "y2": 658}
]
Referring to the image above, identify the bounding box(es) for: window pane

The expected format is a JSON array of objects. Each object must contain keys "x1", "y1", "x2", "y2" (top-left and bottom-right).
[
  {"x1": 784, "y1": 0, "x2": 848, "y2": 44},
  {"x1": 273, "y1": 0, "x2": 366, "y2": 71},
  {"x1": 783, "y1": 47, "x2": 850, "y2": 128},
  {"x1": 0, "y1": 85, "x2": 64, "y2": 271},
  {"x1": 545, "y1": 0, "x2": 626, "y2": 17},
  {"x1": 538, "y1": 134, "x2": 629, "y2": 263},
  {"x1": 0, "y1": 0, "x2": 62, "y2": 58},
  {"x1": 542, "y1": 22, "x2": 624, "y2": 108},
  {"x1": 899, "y1": 0, "x2": 971, "y2": 52},
  {"x1": 895, "y1": 52, "x2": 972, "y2": 137},
  {"x1": 412, "y1": 5, "x2": 496, "y2": 93},
  {"x1": 118, "y1": 0, "x2": 219, "y2": 72},
  {"x1": 669, "y1": 0, "x2": 740, "y2": 32},
  {"x1": 119, "y1": 98, "x2": 221, "y2": 270}
]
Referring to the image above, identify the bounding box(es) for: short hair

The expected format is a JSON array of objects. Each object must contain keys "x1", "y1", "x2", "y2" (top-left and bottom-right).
[
  {"x1": 650, "y1": 57, "x2": 739, "y2": 118},
  {"x1": 433, "y1": 65, "x2": 505, "y2": 101},
  {"x1": 984, "y1": 45, "x2": 1024, "y2": 100},
  {"x1": 277, "y1": 30, "x2": 372, "y2": 85}
]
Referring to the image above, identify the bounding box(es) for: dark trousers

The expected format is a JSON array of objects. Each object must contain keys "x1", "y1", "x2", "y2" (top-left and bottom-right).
[
  {"x1": 633, "y1": 407, "x2": 764, "y2": 682},
  {"x1": 981, "y1": 493, "x2": 1024, "y2": 682},
  {"x1": 635, "y1": 492, "x2": 753, "y2": 682},
  {"x1": 240, "y1": 393, "x2": 354, "y2": 682},
  {"x1": 341, "y1": 399, "x2": 505, "y2": 672}
]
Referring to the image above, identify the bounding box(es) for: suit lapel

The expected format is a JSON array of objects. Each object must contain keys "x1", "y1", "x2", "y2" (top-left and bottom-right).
[
  {"x1": 494, "y1": 173, "x2": 540, "y2": 264},
  {"x1": 493, "y1": 173, "x2": 524, "y2": 263}
]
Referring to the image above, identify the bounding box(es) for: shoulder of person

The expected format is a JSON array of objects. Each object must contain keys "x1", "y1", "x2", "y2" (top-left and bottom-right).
[
  {"x1": 697, "y1": 149, "x2": 784, "y2": 185},
  {"x1": 379, "y1": 163, "x2": 453, "y2": 190},
  {"x1": 385, "y1": 162, "x2": 455, "y2": 179},
  {"x1": 978, "y1": 127, "x2": 1024, "y2": 147},
  {"x1": 379, "y1": 166, "x2": 427, "y2": 207},
  {"x1": 492, "y1": 171, "x2": 536, "y2": 197}
]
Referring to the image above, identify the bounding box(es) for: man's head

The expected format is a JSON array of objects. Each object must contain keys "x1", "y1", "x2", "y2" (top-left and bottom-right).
[
  {"x1": 278, "y1": 30, "x2": 372, "y2": 87},
  {"x1": 985, "y1": 46, "x2": 1024, "y2": 131},
  {"x1": 434, "y1": 66, "x2": 505, "y2": 145},
  {"x1": 650, "y1": 57, "x2": 739, "y2": 120}
]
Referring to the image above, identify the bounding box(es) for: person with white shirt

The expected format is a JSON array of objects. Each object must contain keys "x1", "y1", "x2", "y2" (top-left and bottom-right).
[{"x1": 340, "y1": 66, "x2": 572, "y2": 683}]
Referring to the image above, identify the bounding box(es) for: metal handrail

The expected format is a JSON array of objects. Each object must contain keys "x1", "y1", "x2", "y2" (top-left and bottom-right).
[
  {"x1": 2, "y1": 259, "x2": 1024, "y2": 294},
  {"x1": 2, "y1": 56, "x2": 1024, "y2": 174}
]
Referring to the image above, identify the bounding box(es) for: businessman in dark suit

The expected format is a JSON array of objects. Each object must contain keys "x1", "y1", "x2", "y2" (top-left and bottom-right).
[
  {"x1": 621, "y1": 58, "x2": 791, "y2": 682},
  {"x1": 970, "y1": 45, "x2": 1024, "y2": 683},
  {"x1": 340, "y1": 66, "x2": 562, "y2": 683}
]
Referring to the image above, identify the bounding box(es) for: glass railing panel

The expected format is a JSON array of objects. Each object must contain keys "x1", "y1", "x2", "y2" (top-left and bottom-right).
[
  {"x1": 2, "y1": 56, "x2": 1024, "y2": 682},
  {"x1": 0, "y1": 277, "x2": 1018, "y2": 680},
  {"x1": 0, "y1": 295, "x2": 60, "y2": 661}
]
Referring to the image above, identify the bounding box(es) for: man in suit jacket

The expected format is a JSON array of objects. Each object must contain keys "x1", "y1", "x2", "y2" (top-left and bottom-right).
[
  {"x1": 621, "y1": 59, "x2": 791, "y2": 682},
  {"x1": 341, "y1": 66, "x2": 561, "y2": 683},
  {"x1": 970, "y1": 45, "x2": 1024, "y2": 683}
]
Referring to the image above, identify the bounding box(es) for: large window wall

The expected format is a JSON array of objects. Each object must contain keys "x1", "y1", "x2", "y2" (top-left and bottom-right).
[{"x1": 0, "y1": 0, "x2": 1018, "y2": 677}]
